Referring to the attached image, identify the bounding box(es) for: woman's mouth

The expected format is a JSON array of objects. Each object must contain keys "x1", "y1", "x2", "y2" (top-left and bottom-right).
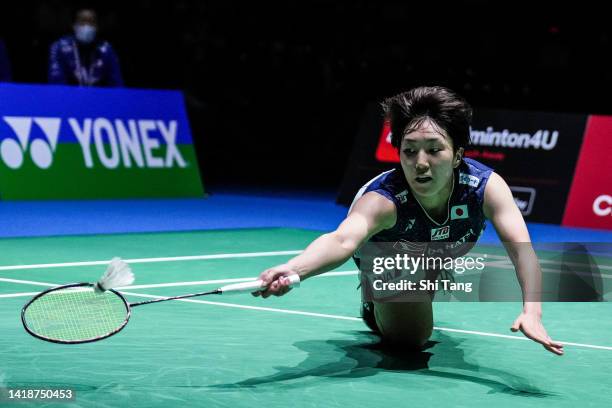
[{"x1": 415, "y1": 176, "x2": 433, "y2": 184}]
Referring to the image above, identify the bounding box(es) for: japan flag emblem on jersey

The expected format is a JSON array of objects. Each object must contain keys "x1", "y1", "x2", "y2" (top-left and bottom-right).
[{"x1": 451, "y1": 204, "x2": 469, "y2": 220}]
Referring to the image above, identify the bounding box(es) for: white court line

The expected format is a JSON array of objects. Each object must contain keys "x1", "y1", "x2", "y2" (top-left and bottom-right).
[
  {"x1": 0, "y1": 250, "x2": 303, "y2": 271},
  {"x1": 129, "y1": 291, "x2": 363, "y2": 322},
  {"x1": 118, "y1": 291, "x2": 612, "y2": 351},
  {"x1": 0, "y1": 271, "x2": 359, "y2": 291},
  {"x1": 463, "y1": 254, "x2": 612, "y2": 279},
  {"x1": 2, "y1": 275, "x2": 611, "y2": 351},
  {"x1": 491, "y1": 264, "x2": 612, "y2": 279},
  {"x1": 121, "y1": 271, "x2": 359, "y2": 290},
  {"x1": 434, "y1": 327, "x2": 612, "y2": 351},
  {"x1": 0, "y1": 248, "x2": 609, "y2": 274},
  {"x1": 539, "y1": 259, "x2": 612, "y2": 271},
  {"x1": 0, "y1": 277, "x2": 56, "y2": 287},
  {"x1": 0, "y1": 291, "x2": 40, "y2": 298},
  {"x1": 471, "y1": 251, "x2": 612, "y2": 271},
  {"x1": 1, "y1": 246, "x2": 611, "y2": 351}
]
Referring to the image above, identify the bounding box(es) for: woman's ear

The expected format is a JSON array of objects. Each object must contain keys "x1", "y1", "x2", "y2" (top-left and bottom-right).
[{"x1": 454, "y1": 148, "x2": 464, "y2": 168}]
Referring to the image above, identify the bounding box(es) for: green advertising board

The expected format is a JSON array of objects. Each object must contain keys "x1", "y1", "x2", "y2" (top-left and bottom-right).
[{"x1": 0, "y1": 84, "x2": 204, "y2": 199}]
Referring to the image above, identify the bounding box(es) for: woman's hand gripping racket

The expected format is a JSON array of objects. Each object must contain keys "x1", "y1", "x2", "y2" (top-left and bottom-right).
[{"x1": 21, "y1": 258, "x2": 300, "y2": 344}]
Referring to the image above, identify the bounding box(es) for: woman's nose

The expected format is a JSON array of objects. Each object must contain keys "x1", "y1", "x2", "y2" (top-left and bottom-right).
[{"x1": 415, "y1": 151, "x2": 429, "y2": 172}]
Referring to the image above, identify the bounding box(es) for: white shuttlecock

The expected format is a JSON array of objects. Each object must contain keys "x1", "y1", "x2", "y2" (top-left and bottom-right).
[{"x1": 95, "y1": 257, "x2": 135, "y2": 293}]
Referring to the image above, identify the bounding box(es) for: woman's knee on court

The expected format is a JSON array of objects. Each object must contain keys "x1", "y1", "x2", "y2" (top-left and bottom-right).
[{"x1": 373, "y1": 301, "x2": 433, "y2": 349}]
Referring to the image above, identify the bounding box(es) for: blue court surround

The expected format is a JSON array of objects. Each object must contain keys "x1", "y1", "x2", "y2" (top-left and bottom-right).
[{"x1": 0, "y1": 189, "x2": 611, "y2": 242}]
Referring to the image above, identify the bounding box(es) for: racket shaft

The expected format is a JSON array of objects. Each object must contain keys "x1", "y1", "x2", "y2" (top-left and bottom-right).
[{"x1": 130, "y1": 275, "x2": 300, "y2": 307}]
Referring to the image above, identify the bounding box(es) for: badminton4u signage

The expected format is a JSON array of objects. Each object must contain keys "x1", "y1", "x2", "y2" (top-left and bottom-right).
[{"x1": 0, "y1": 83, "x2": 204, "y2": 199}]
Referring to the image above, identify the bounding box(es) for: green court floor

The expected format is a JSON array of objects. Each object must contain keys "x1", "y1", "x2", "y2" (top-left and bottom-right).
[{"x1": 1, "y1": 228, "x2": 612, "y2": 407}]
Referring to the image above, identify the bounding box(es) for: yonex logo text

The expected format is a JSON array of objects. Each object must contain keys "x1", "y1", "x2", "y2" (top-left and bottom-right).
[{"x1": 0, "y1": 116, "x2": 187, "y2": 170}]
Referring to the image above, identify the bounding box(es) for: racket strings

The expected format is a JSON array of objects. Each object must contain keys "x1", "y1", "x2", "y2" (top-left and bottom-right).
[{"x1": 23, "y1": 287, "x2": 127, "y2": 342}]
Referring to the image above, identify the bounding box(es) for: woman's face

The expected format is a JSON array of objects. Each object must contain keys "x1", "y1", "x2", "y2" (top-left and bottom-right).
[{"x1": 399, "y1": 118, "x2": 461, "y2": 201}]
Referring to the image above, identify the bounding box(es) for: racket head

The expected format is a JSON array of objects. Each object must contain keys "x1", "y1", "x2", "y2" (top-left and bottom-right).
[{"x1": 21, "y1": 283, "x2": 131, "y2": 344}]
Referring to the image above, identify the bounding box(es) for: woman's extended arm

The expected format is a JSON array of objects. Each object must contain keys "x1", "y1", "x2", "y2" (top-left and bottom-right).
[
  {"x1": 484, "y1": 172, "x2": 564, "y2": 355},
  {"x1": 254, "y1": 192, "x2": 396, "y2": 297}
]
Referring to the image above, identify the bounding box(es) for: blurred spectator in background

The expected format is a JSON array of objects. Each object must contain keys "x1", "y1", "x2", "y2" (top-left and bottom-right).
[
  {"x1": 48, "y1": 8, "x2": 123, "y2": 87},
  {"x1": 0, "y1": 38, "x2": 11, "y2": 82}
]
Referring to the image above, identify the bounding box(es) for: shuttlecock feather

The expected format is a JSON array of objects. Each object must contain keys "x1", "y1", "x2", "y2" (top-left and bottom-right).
[{"x1": 95, "y1": 257, "x2": 134, "y2": 293}]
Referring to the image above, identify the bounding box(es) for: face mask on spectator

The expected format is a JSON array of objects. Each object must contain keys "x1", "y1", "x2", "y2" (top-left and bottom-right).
[{"x1": 74, "y1": 24, "x2": 96, "y2": 44}]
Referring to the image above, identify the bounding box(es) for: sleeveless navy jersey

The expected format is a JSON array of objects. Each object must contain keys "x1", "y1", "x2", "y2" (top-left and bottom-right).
[{"x1": 351, "y1": 158, "x2": 493, "y2": 260}]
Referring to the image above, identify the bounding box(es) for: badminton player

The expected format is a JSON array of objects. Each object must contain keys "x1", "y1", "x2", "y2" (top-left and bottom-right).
[{"x1": 254, "y1": 86, "x2": 564, "y2": 355}]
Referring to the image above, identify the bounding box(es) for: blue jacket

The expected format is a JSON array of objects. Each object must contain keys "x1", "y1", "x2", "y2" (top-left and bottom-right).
[{"x1": 48, "y1": 35, "x2": 123, "y2": 87}]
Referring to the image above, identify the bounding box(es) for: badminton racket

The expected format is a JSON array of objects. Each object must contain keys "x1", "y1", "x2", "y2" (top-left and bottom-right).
[{"x1": 21, "y1": 258, "x2": 300, "y2": 344}]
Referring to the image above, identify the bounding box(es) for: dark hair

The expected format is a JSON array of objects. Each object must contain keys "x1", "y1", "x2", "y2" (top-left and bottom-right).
[
  {"x1": 381, "y1": 86, "x2": 472, "y2": 152},
  {"x1": 74, "y1": 8, "x2": 98, "y2": 23}
]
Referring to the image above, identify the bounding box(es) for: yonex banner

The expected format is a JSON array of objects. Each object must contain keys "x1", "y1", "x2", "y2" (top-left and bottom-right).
[{"x1": 0, "y1": 83, "x2": 204, "y2": 199}]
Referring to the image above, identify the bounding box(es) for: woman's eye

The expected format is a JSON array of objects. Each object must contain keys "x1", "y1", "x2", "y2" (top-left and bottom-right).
[
  {"x1": 429, "y1": 148, "x2": 441, "y2": 153},
  {"x1": 403, "y1": 149, "x2": 416, "y2": 155}
]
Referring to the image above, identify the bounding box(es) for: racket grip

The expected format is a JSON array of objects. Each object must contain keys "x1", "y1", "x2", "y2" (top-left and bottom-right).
[{"x1": 219, "y1": 274, "x2": 301, "y2": 294}]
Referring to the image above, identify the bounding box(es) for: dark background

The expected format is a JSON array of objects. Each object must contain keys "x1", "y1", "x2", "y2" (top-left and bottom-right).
[{"x1": 1, "y1": 0, "x2": 610, "y2": 191}]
